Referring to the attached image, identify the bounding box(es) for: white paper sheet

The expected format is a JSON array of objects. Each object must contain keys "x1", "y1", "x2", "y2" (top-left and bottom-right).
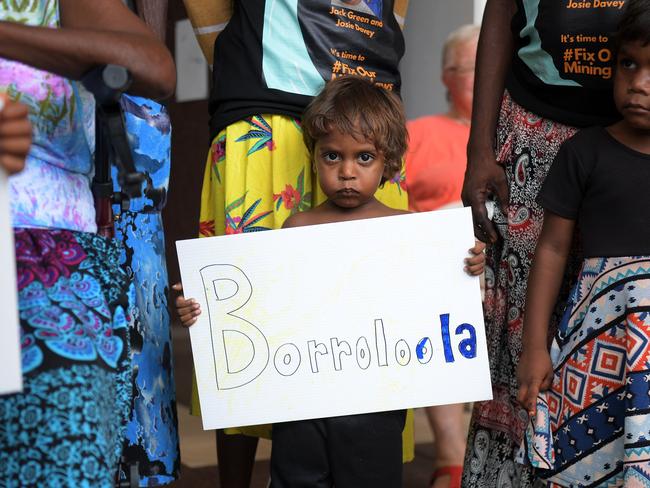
[
  {"x1": 0, "y1": 168, "x2": 22, "y2": 395},
  {"x1": 177, "y1": 208, "x2": 491, "y2": 430}
]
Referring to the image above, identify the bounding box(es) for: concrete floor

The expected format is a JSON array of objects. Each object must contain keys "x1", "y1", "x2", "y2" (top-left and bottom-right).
[{"x1": 168, "y1": 325, "x2": 470, "y2": 487}]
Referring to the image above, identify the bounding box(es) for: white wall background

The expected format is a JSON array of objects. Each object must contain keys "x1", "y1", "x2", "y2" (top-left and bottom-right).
[
  {"x1": 400, "y1": 0, "x2": 486, "y2": 120},
  {"x1": 474, "y1": 0, "x2": 487, "y2": 24}
]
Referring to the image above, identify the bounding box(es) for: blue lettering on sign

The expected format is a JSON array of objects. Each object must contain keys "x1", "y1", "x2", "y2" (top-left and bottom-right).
[
  {"x1": 456, "y1": 323, "x2": 477, "y2": 359},
  {"x1": 416, "y1": 338, "x2": 428, "y2": 360},
  {"x1": 415, "y1": 337, "x2": 433, "y2": 364},
  {"x1": 439, "y1": 314, "x2": 477, "y2": 363},
  {"x1": 440, "y1": 313, "x2": 455, "y2": 363}
]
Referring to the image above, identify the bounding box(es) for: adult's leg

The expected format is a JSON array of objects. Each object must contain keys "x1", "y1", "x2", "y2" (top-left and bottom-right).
[
  {"x1": 270, "y1": 420, "x2": 331, "y2": 488},
  {"x1": 426, "y1": 404, "x2": 466, "y2": 488},
  {"x1": 217, "y1": 431, "x2": 259, "y2": 488},
  {"x1": 327, "y1": 411, "x2": 406, "y2": 488}
]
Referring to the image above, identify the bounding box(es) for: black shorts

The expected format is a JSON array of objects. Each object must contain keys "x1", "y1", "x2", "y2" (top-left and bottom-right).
[{"x1": 270, "y1": 409, "x2": 406, "y2": 488}]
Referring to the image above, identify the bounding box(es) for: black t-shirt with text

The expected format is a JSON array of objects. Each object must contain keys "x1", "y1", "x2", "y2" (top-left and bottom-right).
[
  {"x1": 539, "y1": 127, "x2": 650, "y2": 257},
  {"x1": 209, "y1": 0, "x2": 404, "y2": 140},
  {"x1": 507, "y1": 0, "x2": 625, "y2": 127}
]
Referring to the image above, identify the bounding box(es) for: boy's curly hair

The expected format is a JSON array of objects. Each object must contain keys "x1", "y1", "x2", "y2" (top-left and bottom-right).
[{"x1": 302, "y1": 76, "x2": 408, "y2": 185}]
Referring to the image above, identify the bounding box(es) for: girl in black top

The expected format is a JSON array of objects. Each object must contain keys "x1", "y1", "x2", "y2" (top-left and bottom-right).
[{"x1": 517, "y1": 1, "x2": 650, "y2": 484}]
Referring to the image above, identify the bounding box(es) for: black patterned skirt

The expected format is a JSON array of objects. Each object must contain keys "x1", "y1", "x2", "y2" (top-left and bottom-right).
[{"x1": 462, "y1": 92, "x2": 580, "y2": 488}]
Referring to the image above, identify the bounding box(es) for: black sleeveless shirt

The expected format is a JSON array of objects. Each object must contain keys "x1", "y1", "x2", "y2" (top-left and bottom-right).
[
  {"x1": 209, "y1": 0, "x2": 405, "y2": 139},
  {"x1": 506, "y1": 0, "x2": 625, "y2": 127}
]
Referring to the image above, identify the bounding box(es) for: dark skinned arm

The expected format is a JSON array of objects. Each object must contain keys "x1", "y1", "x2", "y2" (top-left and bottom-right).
[
  {"x1": 462, "y1": 0, "x2": 516, "y2": 243},
  {"x1": 182, "y1": 0, "x2": 234, "y2": 64},
  {"x1": 135, "y1": 0, "x2": 168, "y2": 43},
  {"x1": 516, "y1": 211, "x2": 575, "y2": 415},
  {"x1": 0, "y1": 0, "x2": 175, "y2": 100}
]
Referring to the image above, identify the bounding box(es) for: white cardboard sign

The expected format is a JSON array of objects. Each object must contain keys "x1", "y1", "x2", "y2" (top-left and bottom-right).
[
  {"x1": 177, "y1": 208, "x2": 492, "y2": 430},
  {"x1": 0, "y1": 168, "x2": 23, "y2": 395}
]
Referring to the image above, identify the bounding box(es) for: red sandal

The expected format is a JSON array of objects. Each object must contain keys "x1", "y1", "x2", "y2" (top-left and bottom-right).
[{"x1": 429, "y1": 465, "x2": 463, "y2": 488}]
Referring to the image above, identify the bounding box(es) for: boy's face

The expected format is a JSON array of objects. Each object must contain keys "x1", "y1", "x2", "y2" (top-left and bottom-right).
[
  {"x1": 614, "y1": 40, "x2": 650, "y2": 131},
  {"x1": 314, "y1": 129, "x2": 388, "y2": 209}
]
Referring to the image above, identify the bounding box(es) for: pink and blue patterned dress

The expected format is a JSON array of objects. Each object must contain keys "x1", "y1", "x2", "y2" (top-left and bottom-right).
[{"x1": 0, "y1": 2, "x2": 132, "y2": 486}]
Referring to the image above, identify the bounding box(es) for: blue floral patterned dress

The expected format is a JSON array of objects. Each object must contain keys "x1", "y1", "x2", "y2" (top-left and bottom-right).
[{"x1": 115, "y1": 95, "x2": 180, "y2": 486}]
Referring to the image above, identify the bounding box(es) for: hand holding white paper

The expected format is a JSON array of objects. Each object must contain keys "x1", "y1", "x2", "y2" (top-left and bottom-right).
[{"x1": 0, "y1": 123, "x2": 23, "y2": 394}]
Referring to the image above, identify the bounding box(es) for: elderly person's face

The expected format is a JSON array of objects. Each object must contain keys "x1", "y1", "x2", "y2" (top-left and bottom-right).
[{"x1": 442, "y1": 38, "x2": 477, "y2": 118}]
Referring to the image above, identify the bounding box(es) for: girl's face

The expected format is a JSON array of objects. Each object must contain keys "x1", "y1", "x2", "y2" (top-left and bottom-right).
[
  {"x1": 614, "y1": 40, "x2": 650, "y2": 131},
  {"x1": 314, "y1": 129, "x2": 388, "y2": 209}
]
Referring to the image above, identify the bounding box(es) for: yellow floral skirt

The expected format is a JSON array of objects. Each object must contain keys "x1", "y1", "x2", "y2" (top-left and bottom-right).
[{"x1": 193, "y1": 114, "x2": 413, "y2": 461}]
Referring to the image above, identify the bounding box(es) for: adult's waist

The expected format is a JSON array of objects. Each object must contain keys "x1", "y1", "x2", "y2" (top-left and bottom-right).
[
  {"x1": 209, "y1": 99, "x2": 308, "y2": 141},
  {"x1": 10, "y1": 161, "x2": 96, "y2": 233},
  {"x1": 582, "y1": 247, "x2": 650, "y2": 259},
  {"x1": 505, "y1": 70, "x2": 620, "y2": 128}
]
